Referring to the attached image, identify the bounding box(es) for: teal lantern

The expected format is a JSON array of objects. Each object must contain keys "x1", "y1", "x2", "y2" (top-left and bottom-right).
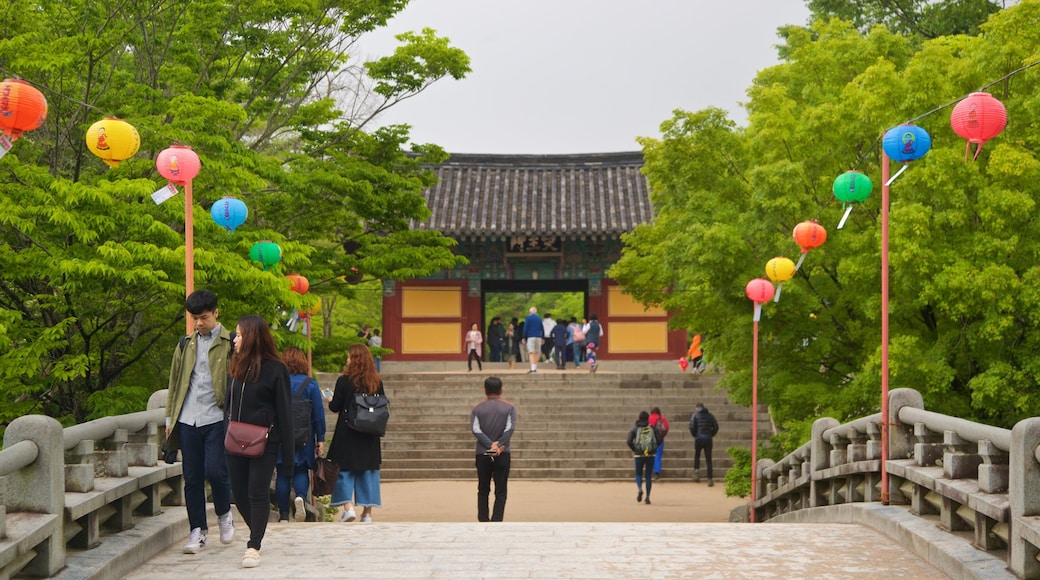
[
  {"x1": 833, "y1": 170, "x2": 873, "y2": 229},
  {"x1": 249, "y1": 240, "x2": 281, "y2": 271}
]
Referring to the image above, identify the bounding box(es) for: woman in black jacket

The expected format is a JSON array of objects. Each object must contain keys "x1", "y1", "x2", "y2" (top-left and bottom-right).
[
  {"x1": 225, "y1": 314, "x2": 294, "y2": 569},
  {"x1": 328, "y1": 343, "x2": 386, "y2": 523}
]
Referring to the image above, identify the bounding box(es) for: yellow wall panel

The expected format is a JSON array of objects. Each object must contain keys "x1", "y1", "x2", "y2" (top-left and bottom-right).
[
  {"x1": 402, "y1": 323, "x2": 462, "y2": 353},
  {"x1": 608, "y1": 321, "x2": 669, "y2": 353},
  {"x1": 402, "y1": 287, "x2": 461, "y2": 318},
  {"x1": 608, "y1": 286, "x2": 666, "y2": 317}
]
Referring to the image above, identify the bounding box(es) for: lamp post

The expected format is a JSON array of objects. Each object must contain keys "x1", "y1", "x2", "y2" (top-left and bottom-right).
[
  {"x1": 156, "y1": 144, "x2": 201, "y2": 335},
  {"x1": 745, "y1": 278, "x2": 775, "y2": 523},
  {"x1": 880, "y1": 151, "x2": 891, "y2": 505}
]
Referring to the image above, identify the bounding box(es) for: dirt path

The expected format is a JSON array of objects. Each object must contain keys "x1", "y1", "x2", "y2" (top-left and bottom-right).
[{"x1": 371, "y1": 478, "x2": 745, "y2": 523}]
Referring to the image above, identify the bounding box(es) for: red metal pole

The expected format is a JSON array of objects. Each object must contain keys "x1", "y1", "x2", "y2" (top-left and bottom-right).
[
  {"x1": 751, "y1": 309, "x2": 759, "y2": 523},
  {"x1": 880, "y1": 152, "x2": 891, "y2": 505},
  {"x1": 184, "y1": 179, "x2": 195, "y2": 336},
  {"x1": 306, "y1": 314, "x2": 313, "y2": 376}
]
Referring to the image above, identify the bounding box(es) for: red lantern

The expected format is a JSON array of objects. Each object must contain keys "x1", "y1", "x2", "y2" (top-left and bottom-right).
[
  {"x1": 950, "y1": 92, "x2": 1007, "y2": 161},
  {"x1": 0, "y1": 79, "x2": 48, "y2": 141},
  {"x1": 156, "y1": 144, "x2": 201, "y2": 185},
  {"x1": 286, "y1": 273, "x2": 309, "y2": 294},
  {"x1": 745, "y1": 278, "x2": 775, "y2": 304}
]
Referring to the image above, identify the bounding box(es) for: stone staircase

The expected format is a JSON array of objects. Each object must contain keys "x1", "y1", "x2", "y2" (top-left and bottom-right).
[{"x1": 314, "y1": 365, "x2": 769, "y2": 481}]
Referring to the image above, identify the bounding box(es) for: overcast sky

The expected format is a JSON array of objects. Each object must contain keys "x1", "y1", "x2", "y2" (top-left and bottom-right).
[{"x1": 360, "y1": 1, "x2": 811, "y2": 154}]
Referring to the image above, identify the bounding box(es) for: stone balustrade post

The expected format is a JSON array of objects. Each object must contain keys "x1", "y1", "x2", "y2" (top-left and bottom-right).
[
  {"x1": 1009, "y1": 417, "x2": 1040, "y2": 578},
  {"x1": 2, "y1": 415, "x2": 66, "y2": 576},
  {"x1": 809, "y1": 417, "x2": 839, "y2": 508},
  {"x1": 888, "y1": 388, "x2": 923, "y2": 460}
]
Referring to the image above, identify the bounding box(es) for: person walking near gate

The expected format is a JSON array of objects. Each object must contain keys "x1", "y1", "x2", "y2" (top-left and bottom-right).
[
  {"x1": 626, "y1": 410, "x2": 661, "y2": 505},
  {"x1": 470, "y1": 376, "x2": 517, "y2": 521},
  {"x1": 522, "y1": 307, "x2": 543, "y2": 373},
  {"x1": 689, "y1": 402, "x2": 719, "y2": 486}
]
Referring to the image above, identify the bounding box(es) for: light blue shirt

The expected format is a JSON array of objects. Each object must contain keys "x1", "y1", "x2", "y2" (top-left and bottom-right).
[{"x1": 178, "y1": 324, "x2": 225, "y2": 428}]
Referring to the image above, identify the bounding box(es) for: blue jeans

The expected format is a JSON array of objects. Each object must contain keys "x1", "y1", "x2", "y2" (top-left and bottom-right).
[
  {"x1": 275, "y1": 462, "x2": 311, "y2": 516},
  {"x1": 571, "y1": 341, "x2": 584, "y2": 366},
  {"x1": 178, "y1": 421, "x2": 233, "y2": 532},
  {"x1": 331, "y1": 470, "x2": 382, "y2": 507},
  {"x1": 634, "y1": 456, "x2": 654, "y2": 496}
]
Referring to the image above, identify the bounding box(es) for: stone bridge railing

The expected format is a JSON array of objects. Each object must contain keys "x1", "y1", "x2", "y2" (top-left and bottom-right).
[
  {"x1": 754, "y1": 387, "x2": 1040, "y2": 578},
  {"x1": 0, "y1": 390, "x2": 180, "y2": 578}
]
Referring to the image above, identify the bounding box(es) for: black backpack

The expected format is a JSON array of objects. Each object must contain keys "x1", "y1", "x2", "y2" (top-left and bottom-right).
[{"x1": 290, "y1": 377, "x2": 315, "y2": 447}]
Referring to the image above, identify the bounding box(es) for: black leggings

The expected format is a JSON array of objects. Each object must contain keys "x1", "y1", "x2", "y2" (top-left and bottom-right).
[
  {"x1": 468, "y1": 349, "x2": 483, "y2": 370},
  {"x1": 226, "y1": 446, "x2": 279, "y2": 550}
]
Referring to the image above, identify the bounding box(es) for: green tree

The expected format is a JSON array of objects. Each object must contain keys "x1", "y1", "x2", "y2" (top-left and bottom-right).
[
  {"x1": 611, "y1": 3, "x2": 1040, "y2": 449},
  {"x1": 0, "y1": 0, "x2": 469, "y2": 427},
  {"x1": 805, "y1": 0, "x2": 1002, "y2": 38}
]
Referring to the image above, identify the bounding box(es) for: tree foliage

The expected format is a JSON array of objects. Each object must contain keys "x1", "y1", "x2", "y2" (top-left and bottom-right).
[
  {"x1": 806, "y1": 0, "x2": 1004, "y2": 38},
  {"x1": 611, "y1": 2, "x2": 1040, "y2": 447},
  {"x1": 0, "y1": 0, "x2": 470, "y2": 427}
]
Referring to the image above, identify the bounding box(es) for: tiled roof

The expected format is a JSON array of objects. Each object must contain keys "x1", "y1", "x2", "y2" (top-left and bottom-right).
[{"x1": 417, "y1": 152, "x2": 652, "y2": 238}]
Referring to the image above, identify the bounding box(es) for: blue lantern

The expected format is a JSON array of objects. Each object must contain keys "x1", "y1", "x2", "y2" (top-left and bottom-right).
[
  {"x1": 882, "y1": 125, "x2": 931, "y2": 163},
  {"x1": 210, "y1": 196, "x2": 248, "y2": 233}
]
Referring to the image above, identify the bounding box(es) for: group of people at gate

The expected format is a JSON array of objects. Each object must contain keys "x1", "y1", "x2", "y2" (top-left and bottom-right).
[{"x1": 468, "y1": 307, "x2": 602, "y2": 372}]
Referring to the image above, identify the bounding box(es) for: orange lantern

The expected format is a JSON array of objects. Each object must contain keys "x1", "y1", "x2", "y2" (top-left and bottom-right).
[
  {"x1": 792, "y1": 220, "x2": 827, "y2": 271},
  {"x1": 0, "y1": 79, "x2": 48, "y2": 141},
  {"x1": 286, "y1": 273, "x2": 309, "y2": 294},
  {"x1": 156, "y1": 144, "x2": 201, "y2": 185},
  {"x1": 950, "y1": 92, "x2": 1007, "y2": 161},
  {"x1": 86, "y1": 117, "x2": 140, "y2": 168}
]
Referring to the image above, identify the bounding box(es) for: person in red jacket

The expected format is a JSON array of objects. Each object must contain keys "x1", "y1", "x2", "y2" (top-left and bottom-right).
[{"x1": 647, "y1": 407, "x2": 670, "y2": 479}]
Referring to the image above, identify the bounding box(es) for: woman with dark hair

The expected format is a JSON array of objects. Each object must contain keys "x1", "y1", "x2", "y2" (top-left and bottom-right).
[
  {"x1": 328, "y1": 344, "x2": 386, "y2": 523},
  {"x1": 225, "y1": 315, "x2": 294, "y2": 569},
  {"x1": 274, "y1": 346, "x2": 326, "y2": 522}
]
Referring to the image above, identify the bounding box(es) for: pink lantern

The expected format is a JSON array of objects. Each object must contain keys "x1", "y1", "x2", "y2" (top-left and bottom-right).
[
  {"x1": 745, "y1": 278, "x2": 775, "y2": 304},
  {"x1": 950, "y1": 92, "x2": 1007, "y2": 161},
  {"x1": 156, "y1": 144, "x2": 201, "y2": 185}
]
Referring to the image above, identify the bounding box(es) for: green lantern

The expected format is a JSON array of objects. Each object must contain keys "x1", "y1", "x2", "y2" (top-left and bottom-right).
[
  {"x1": 832, "y1": 171, "x2": 873, "y2": 229},
  {"x1": 249, "y1": 240, "x2": 281, "y2": 271}
]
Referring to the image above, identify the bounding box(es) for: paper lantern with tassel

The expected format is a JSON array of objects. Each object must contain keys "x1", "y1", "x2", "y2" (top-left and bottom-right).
[
  {"x1": 0, "y1": 79, "x2": 48, "y2": 141},
  {"x1": 950, "y1": 92, "x2": 1007, "y2": 161},
  {"x1": 210, "y1": 196, "x2": 248, "y2": 233},
  {"x1": 156, "y1": 144, "x2": 201, "y2": 186},
  {"x1": 792, "y1": 220, "x2": 827, "y2": 271},
  {"x1": 833, "y1": 171, "x2": 873, "y2": 229},
  {"x1": 249, "y1": 240, "x2": 281, "y2": 271},
  {"x1": 86, "y1": 117, "x2": 140, "y2": 168},
  {"x1": 765, "y1": 256, "x2": 796, "y2": 302},
  {"x1": 882, "y1": 124, "x2": 931, "y2": 163}
]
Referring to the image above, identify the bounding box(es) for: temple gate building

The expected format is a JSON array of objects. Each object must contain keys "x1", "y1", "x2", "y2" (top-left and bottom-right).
[{"x1": 381, "y1": 152, "x2": 686, "y2": 361}]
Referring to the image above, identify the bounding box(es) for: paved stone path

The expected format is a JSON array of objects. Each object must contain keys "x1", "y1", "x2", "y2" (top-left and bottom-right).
[{"x1": 126, "y1": 521, "x2": 947, "y2": 579}]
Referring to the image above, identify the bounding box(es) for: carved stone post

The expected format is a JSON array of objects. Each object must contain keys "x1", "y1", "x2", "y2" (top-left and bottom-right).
[
  {"x1": 809, "y1": 417, "x2": 839, "y2": 508},
  {"x1": 1009, "y1": 417, "x2": 1040, "y2": 578},
  {"x1": 2, "y1": 415, "x2": 66, "y2": 576}
]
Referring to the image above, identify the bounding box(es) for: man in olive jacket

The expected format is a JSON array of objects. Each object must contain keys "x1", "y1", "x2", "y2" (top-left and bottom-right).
[{"x1": 166, "y1": 290, "x2": 236, "y2": 554}]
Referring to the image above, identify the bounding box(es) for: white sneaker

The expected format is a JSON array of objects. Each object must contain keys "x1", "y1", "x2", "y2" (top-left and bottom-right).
[
  {"x1": 242, "y1": 547, "x2": 260, "y2": 568},
  {"x1": 361, "y1": 514, "x2": 372, "y2": 523},
  {"x1": 183, "y1": 527, "x2": 206, "y2": 554},
  {"x1": 338, "y1": 508, "x2": 357, "y2": 522},
  {"x1": 293, "y1": 496, "x2": 306, "y2": 522},
  {"x1": 218, "y1": 511, "x2": 235, "y2": 544}
]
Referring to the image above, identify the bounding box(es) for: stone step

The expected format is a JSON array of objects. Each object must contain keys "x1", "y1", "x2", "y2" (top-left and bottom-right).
[{"x1": 319, "y1": 370, "x2": 754, "y2": 481}]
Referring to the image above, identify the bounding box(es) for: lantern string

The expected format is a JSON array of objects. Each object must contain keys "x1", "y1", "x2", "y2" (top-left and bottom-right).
[
  {"x1": 774, "y1": 284, "x2": 784, "y2": 303},
  {"x1": 884, "y1": 164, "x2": 909, "y2": 187}
]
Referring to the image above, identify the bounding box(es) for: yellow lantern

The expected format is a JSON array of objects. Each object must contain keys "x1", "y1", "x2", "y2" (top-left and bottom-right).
[
  {"x1": 86, "y1": 117, "x2": 140, "y2": 168},
  {"x1": 765, "y1": 257, "x2": 796, "y2": 283},
  {"x1": 765, "y1": 256, "x2": 797, "y2": 303},
  {"x1": 308, "y1": 299, "x2": 322, "y2": 316}
]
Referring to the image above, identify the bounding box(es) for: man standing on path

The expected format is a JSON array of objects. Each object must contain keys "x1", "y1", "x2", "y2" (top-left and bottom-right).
[
  {"x1": 470, "y1": 376, "x2": 517, "y2": 522},
  {"x1": 521, "y1": 307, "x2": 543, "y2": 373},
  {"x1": 689, "y1": 402, "x2": 719, "y2": 487},
  {"x1": 165, "y1": 290, "x2": 236, "y2": 554}
]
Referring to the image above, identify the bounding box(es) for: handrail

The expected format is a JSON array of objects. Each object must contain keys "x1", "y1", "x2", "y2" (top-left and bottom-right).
[
  {"x1": 898, "y1": 406, "x2": 1011, "y2": 451},
  {"x1": 822, "y1": 413, "x2": 881, "y2": 441},
  {"x1": 0, "y1": 439, "x2": 39, "y2": 477},
  {"x1": 62, "y1": 408, "x2": 165, "y2": 450}
]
